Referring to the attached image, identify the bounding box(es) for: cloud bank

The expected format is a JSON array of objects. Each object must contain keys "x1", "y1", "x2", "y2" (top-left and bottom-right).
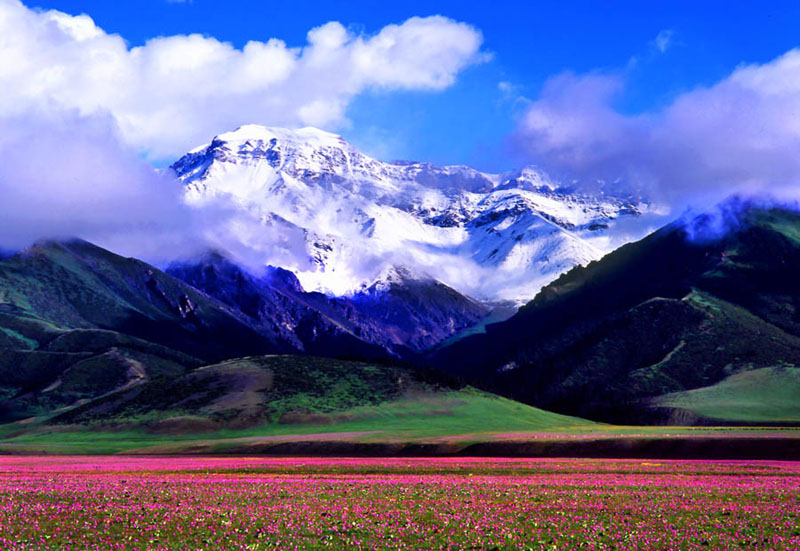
[
  {"x1": 0, "y1": 0, "x2": 485, "y2": 160},
  {"x1": 0, "y1": 109, "x2": 203, "y2": 257},
  {"x1": 511, "y1": 49, "x2": 800, "y2": 211}
]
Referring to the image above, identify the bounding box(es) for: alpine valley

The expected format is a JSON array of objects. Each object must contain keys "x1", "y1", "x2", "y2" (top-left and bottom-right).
[
  {"x1": 5, "y1": 2, "x2": 800, "y2": 549},
  {"x1": 1, "y1": 125, "x2": 798, "y2": 450}
]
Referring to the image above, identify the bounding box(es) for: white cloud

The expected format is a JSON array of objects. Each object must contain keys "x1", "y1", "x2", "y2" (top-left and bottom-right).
[
  {"x1": 0, "y1": 107, "x2": 300, "y2": 263},
  {"x1": 0, "y1": 0, "x2": 485, "y2": 160},
  {"x1": 511, "y1": 49, "x2": 800, "y2": 210}
]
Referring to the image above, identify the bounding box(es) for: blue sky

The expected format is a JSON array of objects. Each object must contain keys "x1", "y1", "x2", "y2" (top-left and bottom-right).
[{"x1": 19, "y1": 0, "x2": 800, "y2": 172}]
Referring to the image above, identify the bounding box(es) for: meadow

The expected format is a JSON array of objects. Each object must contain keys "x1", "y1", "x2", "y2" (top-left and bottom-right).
[{"x1": 1, "y1": 456, "x2": 798, "y2": 550}]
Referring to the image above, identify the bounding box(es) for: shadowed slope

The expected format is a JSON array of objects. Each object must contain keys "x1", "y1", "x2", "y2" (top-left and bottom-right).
[{"x1": 433, "y1": 205, "x2": 800, "y2": 423}]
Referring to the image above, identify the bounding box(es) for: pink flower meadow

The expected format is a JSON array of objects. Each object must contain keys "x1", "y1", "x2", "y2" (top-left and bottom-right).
[{"x1": 0, "y1": 456, "x2": 798, "y2": 549}]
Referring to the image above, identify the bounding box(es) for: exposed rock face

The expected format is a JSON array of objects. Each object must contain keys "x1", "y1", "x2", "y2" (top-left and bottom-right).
[{"x1": 167, "y1": 252, "x2": 488, "y2": 356}]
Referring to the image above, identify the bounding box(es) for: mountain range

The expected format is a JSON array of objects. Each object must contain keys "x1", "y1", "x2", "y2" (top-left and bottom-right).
[
  {"x1": 0, "y1": 238, "x2": 576, "y2": 435},
  {"x1": 172, "y1": 125, "x2": 652, "y2": 304},
  {"x1": 166, "y1": 252, "x2": 487, "y2": 356},
  {"x1": 3, "y1": 203, "x2": 799, "y2": 429}
]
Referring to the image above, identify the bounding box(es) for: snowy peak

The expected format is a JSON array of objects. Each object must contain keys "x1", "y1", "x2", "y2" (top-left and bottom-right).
[
  {"x1": 176, "y1": 125, "x2": 355, "y2": 185},
  {"x1": 175, "y1": 124, "x2": 497, "y2": 195},
  {"x1": 170, "y1": 125, "x2": 656, "y2": 304},
  {"x1": 360, "y1": 265, "x2": 433, "y2": 294},
  {"x1": 209, "y1": 125, "x2": 353, "y2": 174},
  {"x1": 217, "y1": 125, "x2": 346, "y2": 146},
  {"x1": 189, "y1": 125, "x2": 348, "y2": 157},
  {"x1": 497, "y1": 166, "x2": 558, "y2": 193}
]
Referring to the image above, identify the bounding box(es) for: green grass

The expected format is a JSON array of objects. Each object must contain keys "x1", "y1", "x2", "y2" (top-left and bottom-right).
[
  {"x1": 0, "y1": 354, "x2": 601, "y2": 454},
  {"x1": 53, "y1": 355, "x2": 419, "y2": 426},
  {"x1": 0, "y1": 388, "x2": 595, "y2": 453},
  {"x1": 752, "y1": 209, "x2": 800, "y2": 246},
  {"x1": 653, "y1": 366, "x2": 800, "y2": 423},
  {"x1": 624, "y1": 291, "x2": 800, "y2": 400},
  {"x1": 4, "y1": 385, "x2": 800, "y2": 455},
  {"x1": 299, "y1": 388, "x2": 594, "y2": 439}
]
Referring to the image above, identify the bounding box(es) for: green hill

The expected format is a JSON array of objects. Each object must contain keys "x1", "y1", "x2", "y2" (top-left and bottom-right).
[
  {"x1": 652, "y1": 367, "x2": 800, "y2": 424},
  {"x1": 0, "y1": 240, "x2": 594, "y2": 450},
  {"x1": 0, "y1": 239, "x2": 290, "y2": 358},
  {"x1": 53, "y1": 355, "x2": 591, "y2": 433},
  {"x1": 0, "y1": 239, "x2": 308, "y2": 422},
  {"x1": 0, "y1": 355, "x2": 593, "y2": 454}
]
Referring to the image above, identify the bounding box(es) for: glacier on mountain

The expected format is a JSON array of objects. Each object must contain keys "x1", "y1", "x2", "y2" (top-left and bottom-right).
[{"x1": 171, "y1": 125, "x2": 657, "y2": 305}]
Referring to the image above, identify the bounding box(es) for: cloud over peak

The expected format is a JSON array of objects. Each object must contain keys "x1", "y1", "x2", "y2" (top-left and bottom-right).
[{"x1": 0, "y1": 0, "x2": 485, "y2": 160}]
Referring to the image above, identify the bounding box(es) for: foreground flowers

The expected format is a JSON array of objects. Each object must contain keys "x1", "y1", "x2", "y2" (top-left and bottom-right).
[{"x1": 0, "y1": 456, "x2": 798, "y2": 550}]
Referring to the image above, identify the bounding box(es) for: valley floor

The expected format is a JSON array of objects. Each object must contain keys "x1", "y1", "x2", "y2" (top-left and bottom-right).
[
  {"x1": 0, "y1": 456, "x2": 798, "y2": 550},
  {"x1": 1, "y1": 423, "x2": 800, "y2": 459}
]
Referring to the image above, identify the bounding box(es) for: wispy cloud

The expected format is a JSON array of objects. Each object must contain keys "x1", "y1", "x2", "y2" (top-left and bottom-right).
[
  {"x1": 652, "y1": 29, "x2": 674, "y2": 53},
  {"x1": 0, "y1": 109, "x2": 195, "y2": 256},
  {"x1": 0, "y1": 0, "x2": 487, "y2": 256}
]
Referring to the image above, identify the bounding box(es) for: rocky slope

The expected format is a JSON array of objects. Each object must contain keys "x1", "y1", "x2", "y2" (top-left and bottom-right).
[{"x1": 166, "y1": 253, "x2": 487, "y2": 356}]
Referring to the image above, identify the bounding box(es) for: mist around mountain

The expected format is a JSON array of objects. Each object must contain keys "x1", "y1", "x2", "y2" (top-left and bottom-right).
[
  {"x1": 0, "y1": 236, "x2": 494, "y2": 424},
  {"x1": 2, "y1": 199, "x2": 800, "y2": 430},
  {"x1": 166, "y1": 252, "x2": 488, "y2": 356},
  {"x1": 0, "y1": 235, "x2": 584, "y2": 444},
  {"x1": 171, "y1": 125, "x2": 654, "y2": 305}
]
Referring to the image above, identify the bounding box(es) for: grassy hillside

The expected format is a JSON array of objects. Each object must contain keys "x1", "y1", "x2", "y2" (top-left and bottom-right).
[
  {"x1": 54, "y1": 355, "x2": 413, "y2": 427},
  {"x1": 652, "y1": 367, "x2": 800, "y2": 424},
  {"x1": 4, "y1": 354, "x2": 798, "y2": 456},
  {"x1": 50, "y1": 355, "x2": 591, "y2": 432},
  {"x1": 0, "y1": 388, "x2": 596, "y2": 454},
  {"x1": 0, "y1": 328, "x2": 197, "y2": 423},
  {"x1": 0, "y1": 240, "x2": 592, "y2": 450},
  {"x1": 0, "y1": 240, "x2": 306, "y2": 422},
  {"x1": 0, "y1": 239, "x2": 291, "y2": 360},
  {"x1": 0, "y1": 355, "x2": 595, "y2": 454}
]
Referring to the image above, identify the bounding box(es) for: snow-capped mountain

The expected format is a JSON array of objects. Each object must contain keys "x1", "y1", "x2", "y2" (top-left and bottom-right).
[{"x1": 172, "y1": 125, "x2": 652, "y2": 304}]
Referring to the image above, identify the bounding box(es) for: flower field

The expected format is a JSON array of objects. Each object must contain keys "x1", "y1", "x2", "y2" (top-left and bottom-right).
[{"x1": 0, "y1": 456, "x2": 799, "y2": 550}]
